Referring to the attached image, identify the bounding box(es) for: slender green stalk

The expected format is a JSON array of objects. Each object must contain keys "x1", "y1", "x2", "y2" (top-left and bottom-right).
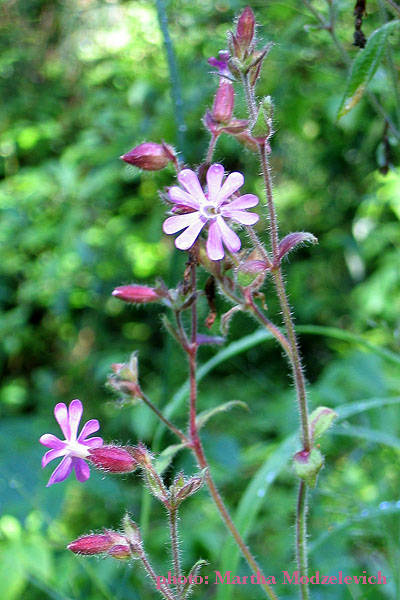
[
  {"x1": 155, "y1": 0, "x2": 186, "y2": 152},
  {"x1": 296, "y1": 482, "x2": 310, "y2": 600},
  {"x1": 169, "y1": 509, "x2": 182, "y2": 599}
]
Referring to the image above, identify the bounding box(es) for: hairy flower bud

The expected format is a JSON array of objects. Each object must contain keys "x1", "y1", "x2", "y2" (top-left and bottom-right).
[
  {"x1": 212, "y1": 79, "x2": 234, "y2": 124},
  {"x1": 293, "y1": 448, "x2": 324, "y2": 488},
  {"x1": 112, "y1": 284, "x2": 162, "y2": 304},
  {"x1": 121, "y1": 142, "x2": 175, "y2": 171},
  {"x1": 89, "y1": 446, "x2": 138, "y2": 473},
  {"x1": 235, "y1": 6, "x2": 255, "y2": 57},
  {"x1": 68, "y1": 530, "x2": 128, "y2": 558}
]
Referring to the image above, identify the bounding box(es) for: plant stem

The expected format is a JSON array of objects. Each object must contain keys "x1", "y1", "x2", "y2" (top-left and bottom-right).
[
  {"x1": 169, "y1": 508, "x2": 182, "y2": 598},
  {"x1": 296, "y1": 482, "x2": 310, "y2": 600},
  {"x1": 242, "y1": 73, "x2": 311, "y2": 599},
  {"x1": 205, "y1": 133, "x2": 219, "y2": 164},
  {"x1": 247, "y1": 295, "x2": 293, "y2": 360},
  {"x1": 139, "y1": 390, "x2": 189, "y2": 444},
  {"x1": 185, "y1": 260, "x2": 279, "y2": 600},
  {"x1": 140, "y1": 549, "x2": 177, "y2": 600}
]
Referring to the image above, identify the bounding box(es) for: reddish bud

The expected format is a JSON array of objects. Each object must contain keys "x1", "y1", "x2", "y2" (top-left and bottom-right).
[
  {"x1": 68, "y1": 532, "x2": 119, "y2": 555},
  {"x1": 203, "y1": 109, "x2": 219, "y2": 135},
  {"x1": 112, "y1": 285, "x2": 161, "y2": 304},
  {"x1": 121, "y1": 142, "x2": 175, "y2": 171},
  {"x1": 89, "y1": 446, "x2": 138, "y2": 473},
  {"x1": 212, "y1": 80, "x2": 234, "y2": 124},
  {"x1": 129, "y1": 442, "x2": 153, "y2": 467},
  {"x1": 221, "y1": 118, "x2": 249, "y2": 134},
  {"x1": 278, "y1": 232, "x2": 318, "y2": 261},
  {"x1": 107, "y1": 544, "x2": 131, "y2": 560},
  {"x1": 235, "y1": 7, "x2": 255, "y2": 56}
]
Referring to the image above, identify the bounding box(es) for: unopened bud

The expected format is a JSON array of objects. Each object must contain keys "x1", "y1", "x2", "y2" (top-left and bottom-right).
[
  {"x1": 107, "y1": 544, "x2": 131, "y2": 560},
  {"x1": 112, "y1": 285, "x2": 162, "y2": 304},
  {"x1": 235, "y1": 6, "x2": 255, "y2": 57},
  {"x1": 212, "y1": 80, "x2": 234, "y2": 124},
  {"x1": 129, "y1": 442, "x2": 153, "y2": 467},
  {"x1": 174, "y1": 470, "x2": 206, "y2": 505},
  {"x1": 90, "y1": 446, "x2": 138, "y2": 473},
  {"x1": 121, "y1": 142, "x2": 175, "y2": 171},
  {"x1": 293, "y1": 448, "x2": 324, "y2": 488},
  {"x1": 68, "y1": 531, "x2": 126, "y2": 556},
  {"x1": 233, "y1": 131, "x2": 259, "y2": 152}
]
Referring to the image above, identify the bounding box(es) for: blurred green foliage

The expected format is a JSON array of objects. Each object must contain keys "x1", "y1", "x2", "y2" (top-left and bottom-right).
[{"x1": 0, "y1": 0, "x2": 400, "y2": 599}]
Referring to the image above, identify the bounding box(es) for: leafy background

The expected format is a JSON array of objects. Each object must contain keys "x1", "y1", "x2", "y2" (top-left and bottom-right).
[{"x1": 0, "y1": 0, "x2": 399, "y2": 599}]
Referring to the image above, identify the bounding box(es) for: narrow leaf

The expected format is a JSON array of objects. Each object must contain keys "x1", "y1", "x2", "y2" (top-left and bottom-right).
[
  {"x1": 337, "y1": 396, "x2": 400, "y2": 421},
  {"x1": 155, "y1": 443, "x2": 185, "y2": 474},
  {"x1": 333, "y1": 424, "x2": 400, "y2": 449},
  {"x1": 337, "y1": 20, "x2": 400, "y2": 119},
  {"x1": 196, "y1": 400, "x2": 248, "y2": 430}
]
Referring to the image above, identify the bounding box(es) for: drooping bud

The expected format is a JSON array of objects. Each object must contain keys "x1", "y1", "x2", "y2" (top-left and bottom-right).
[
  {"x1": 112, "y1": 284, "x2": 162, "y2": 304},
  {"x1": 236, "y1": 6, "x2": 256, "y2": 57},
  {"x1": 89, "y1": 446, "x2": 138, "y2": 473},
  {"x1": 68, "y1": 533, "x2": 116, "y2": 555},
  {"x1": 68, "y1": 530, "x2": 129, "y2": 559},
  {"x1": 121, "y1": 142, "x2": 175, "y2": 171},
  {"x1": 293, "y1": 448, "x2": 324, "y2": 488},
  {"x1": 108, "y1": 352, "x2": 142, "y2": 400},
  {"x1": 212, "y1": 79, "x2": 235, "y2": 124}
]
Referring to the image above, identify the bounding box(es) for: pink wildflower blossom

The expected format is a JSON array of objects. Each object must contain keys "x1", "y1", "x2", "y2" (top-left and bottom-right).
[
  {"x1": 39, "y1": 399, "x2": 103, "y2": 487},
  {"x1": 163, "y1": 163, "x2": 259, "y2": 261}
]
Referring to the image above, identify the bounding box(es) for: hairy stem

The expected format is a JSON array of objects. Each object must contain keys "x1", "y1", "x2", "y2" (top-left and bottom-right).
[
  {"x1": 243, "y1": 73, "x2": 311, "y2": 599},
  {"x1": 139, "y1": 391, "x2": 189, "y2": 444},
  {"x1": 140, "y1": 550, "x2": 177, "y2": 600},
  {"x1": 296, "y1": 482, "x2": 310, "y2": 600},
  {"x1": 169, "y1": 509, "x2": 182, "y2": 598},
  {"x1": 186, "y1": 261, "x2": 279, "y2": 600}
]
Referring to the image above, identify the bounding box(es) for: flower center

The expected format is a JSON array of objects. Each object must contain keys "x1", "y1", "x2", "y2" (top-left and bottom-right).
[
  {"x1": 201, "y1": 204, "x2": 220, "y2": 219},
  {"x1": 66, "y1": 440, "x2": 90, "y2": 459}
]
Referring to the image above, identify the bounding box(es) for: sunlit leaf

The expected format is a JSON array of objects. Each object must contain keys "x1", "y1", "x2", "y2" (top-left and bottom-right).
[
  {"x1": 196, "y1": 400, "x2": 248, "y2": 430},
  {"x1": 337, "y1": 20, "x2": 400, "y2": 119}
]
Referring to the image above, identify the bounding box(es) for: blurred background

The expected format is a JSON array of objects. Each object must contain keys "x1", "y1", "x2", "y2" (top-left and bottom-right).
[{"x1": 1, "y1": 0, "x2": 400, "y2": 598}]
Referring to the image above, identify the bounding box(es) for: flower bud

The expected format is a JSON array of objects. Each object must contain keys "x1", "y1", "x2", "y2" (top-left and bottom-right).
[
  {"x1": 68, "y1": 530, "x2": 126, "y2": 555},
  {"x1": 212, "y1": 80, "x2": 234, "y2": 124},
  {"x1": 235, "y1": 6, "x2": 255, "y2": 57},
  {"x1": 121, "y1": 142, "x2": 175, "y2": 171},
  {"x1": 89, "y1": 446, "x2": 138, "y2": 473},
  {"x1": 293, "y1": 448, "x2": 324, "y2": 488},
  {"x1": 173, "y1": 471, "x2": 206, "y2": 505},
  {"x1": 112, "y1": 285, "x2": 162, "y2": 304},
  {"x1": 107, "y1": 544, "x2": 131, "y2": 560},
  {"x1": 237, "y1": 260, "x2": 269, "y2": 288}
]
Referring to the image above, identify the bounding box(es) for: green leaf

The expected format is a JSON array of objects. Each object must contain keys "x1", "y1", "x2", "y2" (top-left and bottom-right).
[
  {"x1": 310, "y1": 500, "x2": 400, "y2": 553},
  {"x1": 337, "y1": 20, "x2": 400, "y2": 119},
  {"x1": 336, "y1": 396, "x2": 400, "y2": 421},
  {"x1": 154, "y1": 443, "x2": 185, "y2": 474},
  {"x1": 333, "y1": 424, "x2": 400, "y2": 449},
  {"x1": 196, "y1": 400, "x2": 248, "y2": 430}
]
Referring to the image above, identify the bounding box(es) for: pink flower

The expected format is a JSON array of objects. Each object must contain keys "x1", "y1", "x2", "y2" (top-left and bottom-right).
[
  {"x1": 163, "y1": 164, "x2": 259, "y2": 261},
  {"x1": 39, "y1": 399, "x2": 103, "y2": 487}
]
